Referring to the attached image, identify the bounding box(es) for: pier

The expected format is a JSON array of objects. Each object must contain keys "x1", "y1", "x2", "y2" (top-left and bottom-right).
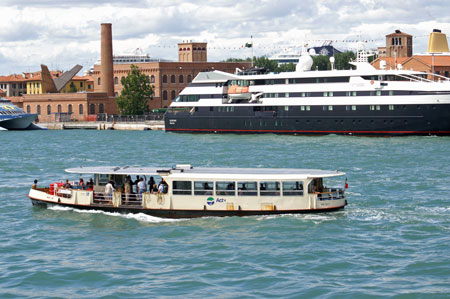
[{"x1": 39, "y1": 120, "x2": 164, "y2": 130}]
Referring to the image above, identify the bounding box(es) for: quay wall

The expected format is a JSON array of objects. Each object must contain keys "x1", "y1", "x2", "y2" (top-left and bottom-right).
[{"x1": 39, "y1": 120, "x2": 164, "y2": 131}]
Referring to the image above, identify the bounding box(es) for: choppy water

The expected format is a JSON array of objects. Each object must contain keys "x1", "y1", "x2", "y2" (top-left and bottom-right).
[{"x1": 1, "y1": 130, "x2": 450, "y2": 298}]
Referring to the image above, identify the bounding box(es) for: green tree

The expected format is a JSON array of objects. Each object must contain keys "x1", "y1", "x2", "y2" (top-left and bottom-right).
[
  {"x1": 312, "y1": 55, "x2": 331, "y2": 71},
  {"x1": 253, "y1": 56, "x2": 279, "y2": 72},
  {"x1": 116, "y1": 64, "x2": 154, "y2": 115},
  {"x1": 277, "y1": 62, "x2": 296, "y2": 72},
  {"x1": 334, "y1": 51, "x2": 356, "y2": 70}
]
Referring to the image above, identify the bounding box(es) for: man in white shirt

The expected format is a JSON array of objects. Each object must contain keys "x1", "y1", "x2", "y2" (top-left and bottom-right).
[
  {"x1": 137, "y1": 178, "x2": 146, "y2": 201},
  {"x1": 105, "y1": 181, "x2": 115, "y2": 202}
]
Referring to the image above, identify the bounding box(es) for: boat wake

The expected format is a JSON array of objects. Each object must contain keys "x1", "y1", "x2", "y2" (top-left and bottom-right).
[{"x1": 47, "y1": 205, "x2": 182, "y2": 223}]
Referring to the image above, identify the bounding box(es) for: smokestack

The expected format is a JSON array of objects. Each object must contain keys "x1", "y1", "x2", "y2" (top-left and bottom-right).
[
  {"x1": 100, "y1": 23, "x2": 114, "y2": 97},
  {"x1": 427, "y1": 29, "x2": 449, "y2": 53}
]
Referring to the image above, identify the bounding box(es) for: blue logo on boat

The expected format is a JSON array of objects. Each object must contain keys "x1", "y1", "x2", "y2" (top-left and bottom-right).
[{"x1": 206, "y1": 197, "x2": 214, "y2": 206}]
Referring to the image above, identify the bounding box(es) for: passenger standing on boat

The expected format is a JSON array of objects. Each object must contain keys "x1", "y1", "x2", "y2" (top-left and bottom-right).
[
  {"x1": 137, "y1": 178, "x2": 146, "y2": 200},
  {"x1": 158, "y1": 178, "x2": 168, "y2": 194},
  {"x1": 63, "y1": 179, "x2": 72, "y2": 189},
  {"x1": 105, "y1": 180, "x2": 115, "y2": 202},
  {"x1": 134, "y1": 176, "x2": 141, "y2": 193},
  {"x1": 148, "y1": 177, "x2": 155, "y2": 190},
  {"x1": 124, "y1": 177, "x2": 132, "y2": 203},
  {"x1": 79, "y1": 178, "x2": 85, "y2": 190},
  {"x1": 32, "y1": 179, "x2": 38, "y2": 189}
]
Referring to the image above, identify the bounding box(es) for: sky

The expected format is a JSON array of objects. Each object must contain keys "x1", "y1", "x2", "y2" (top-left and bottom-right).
[{"x1": 1, "y1": 0, "x2": 450, "y2": 75}]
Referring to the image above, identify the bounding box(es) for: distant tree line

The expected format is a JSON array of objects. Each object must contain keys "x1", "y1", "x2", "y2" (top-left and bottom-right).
[{"x1": 223, "y1": 52, "x2": 362, "y2": 72}]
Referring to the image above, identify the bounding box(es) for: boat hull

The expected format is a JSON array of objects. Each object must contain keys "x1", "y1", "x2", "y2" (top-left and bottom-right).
[
  {"x1": 29, "y1": 197, "x2": 346, "y2": 219},
  {"x1": 165, "y1": 103, "x2": 450, "y2": 136},
  {"x1": 0, "y1": 114, "x2": 38, "y2": 130}
]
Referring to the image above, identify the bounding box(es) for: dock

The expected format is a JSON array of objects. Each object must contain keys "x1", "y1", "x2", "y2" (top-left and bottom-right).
[{"x1": 39, "y1": 120, "x2": 164, "y2": 131}]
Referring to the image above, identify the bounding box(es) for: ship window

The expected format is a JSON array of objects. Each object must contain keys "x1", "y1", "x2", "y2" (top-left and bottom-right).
[
  {"x1": 323, "y1": 92, "x2": 328, "y2": 97},
  {"x1": 352, "y1": 91, "x2": 357, "y2": 96},
  {"x1": 194, "y1": 181, "x2": 213, "y2": 195},
  {"x1": 173, "y1": 181, "x2": 192, "y2": 195},
  {"x1": 346, "y1": 91, "x2": 351, "y2": 96},
  {"x1": 238, "y1": 181, "x2": 257, "y2": 196},
  {"x1": 284, "y1": 106, "x2": 288, "y2": 111},
  {"x1": 352, "y1": 105, "x2": 357, "y2": 111},
  {"x1": 329, "y1": 105, "x2": 333, "y2": 111},
  {"x1": 376, "y1": 90, "x2": 381, "y2": 96},
  {"x1": 282, "y1": 181, "x2": 304, "y2": 196},
  {"x1": 216, "y1": 181, "x2": 235, "y2": 196},
  {"x1": 370, "y1": 91, "x2": 375, "y2": 96},
  {"x1": 37, "y1": 105, "x2": 41, "y2": 115},
  {"x1": 323, "y1": 105, "x2": 327, "y2": 111},
  {"x1": 259, "y1": 181, "x2": 280, "y2": 196},
  {"x1": 376, "y1": 105, "x2": 380, "y2": 110},
  {"x1": 370, "y1": 105, "x2": 375, "y2": 111}
]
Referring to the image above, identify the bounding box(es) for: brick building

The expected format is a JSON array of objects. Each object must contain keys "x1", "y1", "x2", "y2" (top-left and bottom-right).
[{"x1": 92, "y1": 41, "x2": 251, "y2": 110}]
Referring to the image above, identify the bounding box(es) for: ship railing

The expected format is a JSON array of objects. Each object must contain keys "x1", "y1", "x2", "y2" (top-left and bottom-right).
[
  {"x1": 92, "y1": 192, "x2": 146, "y2": 206},
  {"x1": 317, "y1": 189, "x2": 345, "y2": 201}
]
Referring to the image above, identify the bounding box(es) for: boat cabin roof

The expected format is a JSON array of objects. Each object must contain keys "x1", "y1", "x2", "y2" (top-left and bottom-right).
[{"x1": 65, "y1": 165, "x2": 345, "y2": 180}]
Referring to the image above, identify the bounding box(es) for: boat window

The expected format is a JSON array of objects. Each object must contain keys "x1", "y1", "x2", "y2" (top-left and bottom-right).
[
  {"x1": 173, "y1": 181, "x2": 192, "y2": 195},
  {"x1": 95, "y1": 174, "x2": 108, "y2": 186},
  {"x1": 259, "y1": 181, "x2": 280, "y2": 196},
  {"x1": 283, "y1": 181, "x2": 304, "y2": 196},
  {"x1": 215, "y1": 181, "x2": 235, "y2": 196},
  {"x1": 238, "y1": 182, "x2": 257, "y2": 196},
  {"x1": 194, "y1": 181, "x2": 213, "y2": 195}
]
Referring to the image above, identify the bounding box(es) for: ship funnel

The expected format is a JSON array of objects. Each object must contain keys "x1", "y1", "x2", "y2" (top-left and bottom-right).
[{"x1": 427, "y1": 29, "x2": 449, "y2": 53}]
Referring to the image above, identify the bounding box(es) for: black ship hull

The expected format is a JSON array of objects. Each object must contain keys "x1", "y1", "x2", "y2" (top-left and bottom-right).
[{"x1": 165, "y1": 104, "x2": 450, "y2": 136}]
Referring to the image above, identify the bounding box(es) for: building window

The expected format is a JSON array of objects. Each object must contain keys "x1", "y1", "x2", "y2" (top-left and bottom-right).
[
  {"x1": 151, "y1": 75, "x2": 155, "y2": 83},
  {"x1": 90, "y1": 104, "x2": 95, "y2": 114},
  {"x1": 37, "y1": 105, "x2": 41, "y2": 115},
  {"x1": 162, "y1": 75, "x2": 167, "y2": 83},
  {"x1": 114, "y1": 77, "x2": 118, "y2": 85},
  {"x1": 171, "y1": 75, "x2": 176, "y2": 83},
  {"x1": 171, "y1": 90, "x2": 176, "y2": 101},
  {"x1": 99, "y1": 104, "x2": 104, "y2": 113},
  {"x1": 68, "y1": 104, "x2": 72, "y2": 114},
  {"x1": 179, "y1": 75, "x2": 184, "y2": 83},
  {"x1": 80, "y1": 82, "x2": 83, "y2": 88},
  {"x1": 98, "y1": 77, "x2": 101, "y2": 85},
  {"x1": 57, "y1": 104, "x2": 62, "y2": 113},
  {"x1": 187, "y1": 75, "x2": 192, "y2": 83},
  {"x1": 79, "y1": 104, "x2": 83, "y2": 115},
  {"x1": 163, "y1": 90, "x2": 168, "y2": 101},
  {"x1": 26, "y1": 105, "x2": 31, "y2": 113},
  {"x1": 47, "y1": 105, "x2": 51, "y2": 115}
]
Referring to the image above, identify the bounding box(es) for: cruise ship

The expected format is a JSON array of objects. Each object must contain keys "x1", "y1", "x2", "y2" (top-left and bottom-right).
[
  {"x1": 0, "y1": 98, "x2": 38, "y2": 130},
  {"x1": 164, "y1": 52, "x2": 450, "y2": 136}
]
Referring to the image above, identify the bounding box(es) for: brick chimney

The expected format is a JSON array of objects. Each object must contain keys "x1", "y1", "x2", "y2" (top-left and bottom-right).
[{"x1": 100, "y1": 23, "x2": 114, "y2": 97}]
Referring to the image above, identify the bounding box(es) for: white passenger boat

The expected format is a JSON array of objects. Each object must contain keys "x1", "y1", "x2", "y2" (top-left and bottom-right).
[{"x1": 28, "y1": 164, "x2": 347, "y2": 218}]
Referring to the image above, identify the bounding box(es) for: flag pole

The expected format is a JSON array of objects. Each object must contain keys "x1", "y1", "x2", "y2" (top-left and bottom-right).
[{"x1": 251, "y1": 35, "x2": 254, "y2": 68}]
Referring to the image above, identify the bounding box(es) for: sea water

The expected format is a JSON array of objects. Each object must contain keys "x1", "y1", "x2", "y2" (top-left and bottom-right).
[{"x1": 0, "y1": 130, "x2": 449, "y2": 298}]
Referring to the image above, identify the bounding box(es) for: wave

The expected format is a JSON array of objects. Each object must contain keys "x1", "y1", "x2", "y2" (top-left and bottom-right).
[{"x1": 48, "y1": 205, "x2": 182, "y2": 223}]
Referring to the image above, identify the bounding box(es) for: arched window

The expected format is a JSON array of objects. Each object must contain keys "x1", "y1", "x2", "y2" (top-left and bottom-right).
[
  {"x1": 68, "y1": 104, "x2": 72, "y2": 114},
  {"x1": 114, "y1": 77, "x2": 118, "y2": 85},
  {"x1": 171, "y1": 90, "x2": 176, "y2": 101},
  {"x1": 99, "y1": 104, "x2": 104, "y2": 113},
  {"x1": 26, "y1": 105, "x2": 31, "y2": 113},
  {"x1": 97, "y1": 77, "x2": 101, "y2": 85},
  {"x1": 187, "y1": 75, "x2": 192, "y2": 83},
  {"x1": 151, "y1": 75, "x2": 155, "y2": 83},
  {"x1": 170, "y1": 75, "x2": 176, "y2": 83},
  {"x1": 90, "y1": 104, "x2": 95, "y2": 114},
  {"x1": 79, "y1": 104, "x2": 83, "y2": 115},
  {"x1": 179, "y1": 75, "x2": 184, "y2": 83},
  {"x1": 163, "y1": 90, "x2": 168, "y2": 101},
  {"x1": 57, "y1": 104, "x2": 62, "y2": 113},
  {"x1": 162, "y1": 75, "x2": 167, "y2": 83},
  {"x1": 114, "y1": 92, "x2": 118, "y2": 97},
  {"x1": 37, "y1": 105, "x2": 41, "y2": 115},
  {"x1": 47, "y1": 105, "x2": 51, "y2": 115}
]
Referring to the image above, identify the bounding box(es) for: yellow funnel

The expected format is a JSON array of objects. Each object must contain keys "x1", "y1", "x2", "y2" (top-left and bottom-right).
[{"x1": 427, "y1": 30, "x2": 449, "y2": 53}]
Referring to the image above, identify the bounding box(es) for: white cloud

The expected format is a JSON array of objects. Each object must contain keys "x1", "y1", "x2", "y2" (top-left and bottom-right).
[{"x1": 0, "y1": 0, "x2": 450, "y2": 74}]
